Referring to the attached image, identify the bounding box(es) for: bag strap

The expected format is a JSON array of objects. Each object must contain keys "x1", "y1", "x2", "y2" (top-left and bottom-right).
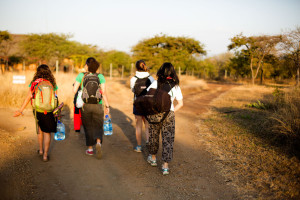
[
  {"x1": 145, "y1": 111, "x2": 170, "y2": 124},
  {"x1": 134, "y1": 75, "x2": 150, "y2": 80}
]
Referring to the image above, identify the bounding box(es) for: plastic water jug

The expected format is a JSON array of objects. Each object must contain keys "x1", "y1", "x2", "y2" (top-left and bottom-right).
[
  {"x1": 103, "y1": 115, "x2": 113, "y2": 135},
  {"x1": 54, "y1": 120, "x2": 65, "y2": 140}
]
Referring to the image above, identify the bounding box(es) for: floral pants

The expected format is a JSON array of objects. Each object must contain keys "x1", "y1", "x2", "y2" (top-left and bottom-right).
[{"x1": 147, "y1": 111, "x2": 175, "y2": 163}]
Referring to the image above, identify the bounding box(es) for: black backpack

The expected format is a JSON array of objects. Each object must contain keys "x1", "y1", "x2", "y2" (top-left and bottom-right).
[
  {"x1": 82, "y1": 73, "x2": 102, "y2": 104},
  {"x1": 133, "y1": 76, "x2": 151, "y2": 97},
  {"x1": 134, "y1": 81, "x2": 175, "y2": 123}
]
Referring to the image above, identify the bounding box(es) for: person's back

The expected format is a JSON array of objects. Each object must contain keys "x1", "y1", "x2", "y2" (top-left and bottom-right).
[
  {"x1": 14, "y1": 64, "x2": 58, "y2": 162},
  {"x1": 73, "y1": 57, "x2": 110, "y2": 159},
  {"x1": 130, "y1": 60, "x2": 154, "y2": 152}
]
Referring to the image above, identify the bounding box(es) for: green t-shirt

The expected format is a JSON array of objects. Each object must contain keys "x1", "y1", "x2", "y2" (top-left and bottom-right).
[{"x1": 75, "y1": 72, "x2": 106, "y2": 104}]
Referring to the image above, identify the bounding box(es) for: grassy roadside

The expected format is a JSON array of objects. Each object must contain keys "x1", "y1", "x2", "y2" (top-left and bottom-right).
[
  {"x1": 0, "y1": 72, "x2": 76, "y2": 110},
  {"x1": 199, "y1": 85, "x2": 300, "y2": 199}
]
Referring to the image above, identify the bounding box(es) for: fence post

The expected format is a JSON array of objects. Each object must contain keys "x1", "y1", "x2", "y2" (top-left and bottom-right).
[
  {"x1": 178, "y1": 67, "x2": 181, "y2": 79},
  {"x1": 225, "y1": 69, "x2": 227, "y2": 79},
  {"x1": 110, "y1": 63, "x2": 112, "y2": 79},
  {"x1": 122, "y1": 65, "x2": 124, "y2": 78},
  {"x1": 56, "y1": 60, "x2": 59, "y2": 75}
]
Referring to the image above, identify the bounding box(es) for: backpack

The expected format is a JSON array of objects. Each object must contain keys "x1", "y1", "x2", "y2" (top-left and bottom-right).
[
  {"x1": 32, "y1": 80, "x2": 56, "y2": 113},
  {"x1": 134, "y1": 81, "x2": 175, "y2": 123},
  {"x1": 82, "y1": 73, "x2": 102, "y2": 104},
  {"x1": 133, "y1": 76, "x2": 151, "y2": 97}
]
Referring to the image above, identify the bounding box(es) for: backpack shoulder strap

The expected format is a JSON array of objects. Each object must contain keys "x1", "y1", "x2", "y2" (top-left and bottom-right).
[{"x1": 80, "y1": 72, "x2": 88, "y2": 86}]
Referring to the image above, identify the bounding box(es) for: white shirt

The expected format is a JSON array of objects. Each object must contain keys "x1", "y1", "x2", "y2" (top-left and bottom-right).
[
  {"x1": 147, "y1": 80, "x2": 183, "y2": 111},
  {"x1": 130, "y1": 71, "x2": 155, "y2": 96}
]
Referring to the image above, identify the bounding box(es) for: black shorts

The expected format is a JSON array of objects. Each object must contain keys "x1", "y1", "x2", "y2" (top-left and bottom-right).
[
  {"x1": 133, "y1": 105, "x2": 144, "y2": 116},
  {"x1": 33, "y1": 110, "x2": 57, "y2": 133}
]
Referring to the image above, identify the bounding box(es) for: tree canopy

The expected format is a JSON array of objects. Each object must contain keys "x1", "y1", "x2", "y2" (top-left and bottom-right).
[
  {"x1": 228, "y1": 33, "x2": 282, "y2": 84},
  {"x1": 131, "y1": 35, "x2": 206, "y2": 71}
]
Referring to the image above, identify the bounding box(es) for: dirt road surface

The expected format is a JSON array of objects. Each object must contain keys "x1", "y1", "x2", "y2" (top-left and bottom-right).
[{"x1": 0, "y1": 80, "x2": 238, "y2": 200}]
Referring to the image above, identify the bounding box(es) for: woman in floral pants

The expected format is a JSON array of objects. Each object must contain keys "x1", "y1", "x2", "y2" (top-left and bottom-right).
[{"x1": 146, "y1": 62, "x2": 183, "y2": 175}]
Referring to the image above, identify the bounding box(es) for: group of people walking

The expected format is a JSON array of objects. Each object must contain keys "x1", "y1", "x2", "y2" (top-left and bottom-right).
[{"x1": 14, "y1": 57, "x2": 183, "y2": 175}]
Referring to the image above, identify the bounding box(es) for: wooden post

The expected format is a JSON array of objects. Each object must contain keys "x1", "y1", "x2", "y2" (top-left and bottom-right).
[
  {"x1": 56, "y1": 60, "x2": 59, "y2": 75},
  {"x1": 225, "y1": 69, "x2": 227, "y2": 79},
  {"x1": 23, "y1": 60, "x2": 25, "y2": 71},
  {"x1": 178, "y1": 67, "x2": 181, "y2": 79},
  {"x1": 110, "y1": 63, "x2": 112, "y2": 79},
  {"x1": 122, "y1": 65, "x2": 124, "y2": 78}
]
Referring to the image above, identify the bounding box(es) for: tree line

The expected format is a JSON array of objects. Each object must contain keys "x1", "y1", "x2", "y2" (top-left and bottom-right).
[{"x1": 0, "y1": 27, "x2": 299, "y2": 85}]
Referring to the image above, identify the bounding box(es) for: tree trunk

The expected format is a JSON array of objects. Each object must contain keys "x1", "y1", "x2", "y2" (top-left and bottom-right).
[
  {"x1": 250, "y1": 57, "x2": 255, "y2": 85},
  {"x1": 297, "y1": 67, "x2": 299, "y2": 86},
  {"x1": 260, "y1": 66, "x2": 264, "y2": 85}
]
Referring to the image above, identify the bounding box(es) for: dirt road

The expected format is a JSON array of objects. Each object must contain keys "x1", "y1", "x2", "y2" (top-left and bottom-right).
[{"x1": 0, "y1": 80, "x2": 238, "y2": 200}]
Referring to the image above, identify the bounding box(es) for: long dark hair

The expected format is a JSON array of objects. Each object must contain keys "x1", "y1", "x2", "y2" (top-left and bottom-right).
[
  {"x1": 157, "y1": 62, "x2": 179, "y2": 86},
  {"x1": 32, "y1": 64, "x2": 56, "y2": 87}
]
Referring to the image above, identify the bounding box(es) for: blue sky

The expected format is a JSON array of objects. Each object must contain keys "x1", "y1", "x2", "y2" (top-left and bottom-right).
[{"x1": 0, "y1": 0, "x2": 299, "y2": 56}]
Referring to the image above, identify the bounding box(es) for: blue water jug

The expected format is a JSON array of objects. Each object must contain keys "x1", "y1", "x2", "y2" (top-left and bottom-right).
[
  {"x1": 54, "y1": 120, "x2": 65, "y2": 140},
  {"x1": 103, "y1": 115, "x2": 113, "y2": 135}
]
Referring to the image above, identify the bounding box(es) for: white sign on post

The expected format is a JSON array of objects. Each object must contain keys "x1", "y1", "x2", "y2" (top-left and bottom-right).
[{"x1": 13, "y1": 75, "x2": 26, "y2": 84}]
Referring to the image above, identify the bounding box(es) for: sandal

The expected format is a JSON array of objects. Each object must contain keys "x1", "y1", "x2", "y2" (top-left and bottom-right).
[
  {"x1": 37, "y1": 150, "x2": 43, "y2": 156},
  {"x1": 43, "y1": 155, "x2": 50, "y2": 162}
]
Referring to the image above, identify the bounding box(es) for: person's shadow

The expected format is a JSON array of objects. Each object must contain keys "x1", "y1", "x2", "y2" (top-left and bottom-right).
[
  {"x1": 110, "y1": 106, "x2": 136, "y2": 147},
  {"x1": 109, "y1": 106, "x2": 151, "y2": 160}
]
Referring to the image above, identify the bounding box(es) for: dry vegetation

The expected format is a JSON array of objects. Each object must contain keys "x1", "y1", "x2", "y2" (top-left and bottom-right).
[
  {"x1": 0, "y1": 72, "x2": 77, "y2": 111},
  {"x1": 201, "y1": 85, "x2": 300, "y2": 199}
]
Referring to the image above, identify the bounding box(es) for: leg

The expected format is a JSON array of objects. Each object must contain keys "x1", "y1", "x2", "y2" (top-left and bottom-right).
[
  {"x1": 43, "y1": 132, "x2": 51, "y2": 161},
  {"x1": 148, "y1": 121, "x2": 161, "y2": 158},
  {"x1": 161, "y1": 112, "x2": 175, "y2": 164},
  {"x1": 143, "y1": 116, "x2": 149, "y2": 143},
  {"x1": 81, "y1": 104, "x2": 96, "y2": 147},
  {"x1": 135, "y1": 115, "x2": 143, "y2": 146},
  {"x1": 37, "y1": 127, "x2": 43, "y2": 155}
]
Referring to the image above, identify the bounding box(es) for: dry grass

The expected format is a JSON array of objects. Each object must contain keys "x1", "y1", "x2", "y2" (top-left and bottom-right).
[
  {"x1": 201, "y1": 85, "x2": 300, "y2": 199},
  {"x1": 0, "y1": 72, "x2": 77, "y2": 111}
]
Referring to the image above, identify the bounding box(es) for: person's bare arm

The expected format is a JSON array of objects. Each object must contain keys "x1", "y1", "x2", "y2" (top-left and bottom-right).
[
  {"x1": 14, "y1": 89, "x2": 32, "y2": 117},
  {"x1": 101, "y1": 83, "x2": 110, "y2": 114},
  {"x1": 174, "y1": 99, "x2": 183, "y2": 112},
  {"x1": 73, "y1": 81, "x2": 80, "y2": 94}
]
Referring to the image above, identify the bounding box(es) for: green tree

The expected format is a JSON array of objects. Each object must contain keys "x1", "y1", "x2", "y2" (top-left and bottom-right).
[
  {"x1": 228, "y1": 33, "x2": 282, "y2": 84},
  {"x1": 132, "y1": 35, "x2": 206, "y2": 71},
  {"x1": 21, "y1": 33, "x2": 73, "y2": 65},
  {"x1": 280, "y1": 26, "x2": 300, "y2": 85},
  {"x1": 228, "y1": 52, "x2": 251, "y2": 79},
  {"x1": 101, "y1": 50, "x2": 131, "y2": 75},
  {"x1": 0, "y1": 30, "x2": 13, "y2": 72},
  {"x1": 69, "y1": 41, "x2": 100, "y2": 69}
]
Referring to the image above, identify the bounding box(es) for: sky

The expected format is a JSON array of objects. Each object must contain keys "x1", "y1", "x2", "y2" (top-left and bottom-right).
[{"x1": 0, "y1": 0, "x2": 299, "y2": 57}]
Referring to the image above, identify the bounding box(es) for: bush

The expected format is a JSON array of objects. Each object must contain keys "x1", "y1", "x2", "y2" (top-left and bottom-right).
[{"x1": 267, "y1": 87, "x2": 300, "y2": 156}]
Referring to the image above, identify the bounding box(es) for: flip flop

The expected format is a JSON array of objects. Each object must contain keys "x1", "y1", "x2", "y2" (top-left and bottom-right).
[
  {"x1": 43, "y1": 155, "x2": 50, "y2": 162},
  {"x1": 37, "y1": 150, "x2": 43, "y2": 156}
]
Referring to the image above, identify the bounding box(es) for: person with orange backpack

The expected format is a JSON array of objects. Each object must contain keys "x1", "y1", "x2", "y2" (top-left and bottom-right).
[{"x1": 14, "y1": 64, "x2": 58, "y2": 162}]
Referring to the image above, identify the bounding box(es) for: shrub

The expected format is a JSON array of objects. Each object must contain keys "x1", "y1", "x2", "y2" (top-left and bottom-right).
[{"x1": 268, "y1": 87, "x2": 300, "y2": 156}]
